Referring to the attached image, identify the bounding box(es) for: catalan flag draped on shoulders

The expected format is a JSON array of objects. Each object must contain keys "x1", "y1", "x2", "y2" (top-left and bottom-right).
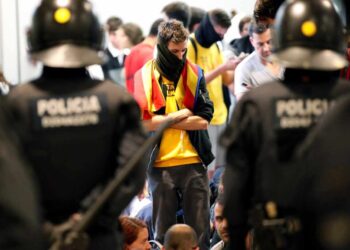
[
  {"x1": 133, "y1": 58, "x2": 214, "y2": 167},
  {"x1": 134, "y1": 59, "x2": 201, "y2": 120}
]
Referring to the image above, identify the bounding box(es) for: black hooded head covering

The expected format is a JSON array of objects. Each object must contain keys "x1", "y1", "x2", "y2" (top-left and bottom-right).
[
  {"x1": 155, "y1": 41, "x2": 187, "y2": 82},
  {"x1": 194, "y1": 13, "x2": 222, "y2": 48}
]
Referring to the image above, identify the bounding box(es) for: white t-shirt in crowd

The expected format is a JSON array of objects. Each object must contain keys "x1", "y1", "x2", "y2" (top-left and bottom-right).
[{"x1": 234, "y1": 51, "x2": 284, "y2": 96}]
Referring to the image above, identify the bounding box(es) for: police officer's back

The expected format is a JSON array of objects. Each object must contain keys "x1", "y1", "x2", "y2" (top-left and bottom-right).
[
  {"x1": 295, "y1": 1, "x2": 350, "y2": 249},
  {"x1": 296, "y1": 94, "x2": 350, "y2": 250},
  {"x1": 6, "y1": 1, "x2": 147, "y2": 249},
  {"x1": 220, "y1": 0, "x2": 349, "y2": 249}
]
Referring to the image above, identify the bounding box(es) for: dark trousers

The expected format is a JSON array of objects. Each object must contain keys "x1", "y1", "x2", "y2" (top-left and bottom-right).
[{"x1": 148, "y1": 163, "x2": 210, "y2": 250}]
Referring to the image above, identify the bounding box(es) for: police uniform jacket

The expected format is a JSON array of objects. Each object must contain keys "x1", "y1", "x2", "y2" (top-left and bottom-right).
[
  {"x1": 220, "y1": 69, "x2": 350, "y2": 250},
  {"x1": 296, "y1": 93, "x2": 350, "y2": 250},
  {"x1": 6, "y1": 67, "x2": 147, "y2": 232}
]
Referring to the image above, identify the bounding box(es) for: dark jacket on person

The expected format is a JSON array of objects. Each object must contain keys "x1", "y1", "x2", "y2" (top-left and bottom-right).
[
  {"x1": 148, "y1": 68, "x2": 214, "y2": 167},
  {"x1": 296, "y1": 93, "x2": 350, "y2": 250},
  {"x1": 101, "y1": 48, "x2": 126, "y2": 82},
  {"x1": 6, "y1": 67, "x2": 147, "y2": 250},
  {"x1": 187, "y1": 75, "x2": 215, "y2": 167},
  {"x1": 229, "y1": 35, "x2": 254, "y2": 56},
  {"x1": 220, "y1": 69, "x2": 350, "y2": 250}
]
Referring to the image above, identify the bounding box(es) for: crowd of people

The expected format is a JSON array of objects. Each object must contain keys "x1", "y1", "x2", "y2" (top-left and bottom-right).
[{"x1": 1, "y1": 0, "x2": 350, "y2": 250}]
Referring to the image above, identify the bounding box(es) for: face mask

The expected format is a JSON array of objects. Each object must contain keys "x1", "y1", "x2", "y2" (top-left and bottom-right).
[
  {"x1": 155, "y1": 42, "x2": 186, "y2": 82},
  {"x1": 195, "y1": 14, "x2": 222, "y2": 48}
]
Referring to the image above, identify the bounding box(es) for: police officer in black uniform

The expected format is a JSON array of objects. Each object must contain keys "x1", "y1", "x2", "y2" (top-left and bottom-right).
[
  {"x1": 295, "y1": 1, "x2": 350, "y2": 249},
  {"x1": 220, "y1": 0, "x2": 350, "y2": 249},
  {"x1": 6, "y1": 0, "x2": 147, "y2": 249}
]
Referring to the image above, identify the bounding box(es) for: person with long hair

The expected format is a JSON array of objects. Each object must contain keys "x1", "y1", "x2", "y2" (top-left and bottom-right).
[{"x1": 119, "y1": 216, "x2": 151, "y2": 250}]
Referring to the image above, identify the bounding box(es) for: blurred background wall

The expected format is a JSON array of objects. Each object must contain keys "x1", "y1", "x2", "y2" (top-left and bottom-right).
[{"x1": 0, "y1": 0, "x2": 255, "y2": 84}]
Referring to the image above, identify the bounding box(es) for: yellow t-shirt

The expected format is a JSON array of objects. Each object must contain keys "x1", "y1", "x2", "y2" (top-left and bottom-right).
[
  {"x1": 154, "y1": 77, "x2": 201, "y2": 167},
  {"x1": 187, "y1": 35, "x2": 227, "y2": 125}
]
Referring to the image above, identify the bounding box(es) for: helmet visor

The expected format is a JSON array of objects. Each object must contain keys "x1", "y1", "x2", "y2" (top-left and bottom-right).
[
  {"x1": 270, "y1": 47, "x2": 348, "y2": 71},
  {"x1": 30, "y1": 44, "x2": 105, "y2": 68}
]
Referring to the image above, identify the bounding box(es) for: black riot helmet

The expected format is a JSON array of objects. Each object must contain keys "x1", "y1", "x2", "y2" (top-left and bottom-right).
[
  {"x1": 271, "y1": 0, "x2": 347, "y2": 71},
  {"x1": 27, "y1": 0, "x2": 104, "y2": 68},
  {"x1": 332, "y1": 0, "x2": 350, "y2": 44}
]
